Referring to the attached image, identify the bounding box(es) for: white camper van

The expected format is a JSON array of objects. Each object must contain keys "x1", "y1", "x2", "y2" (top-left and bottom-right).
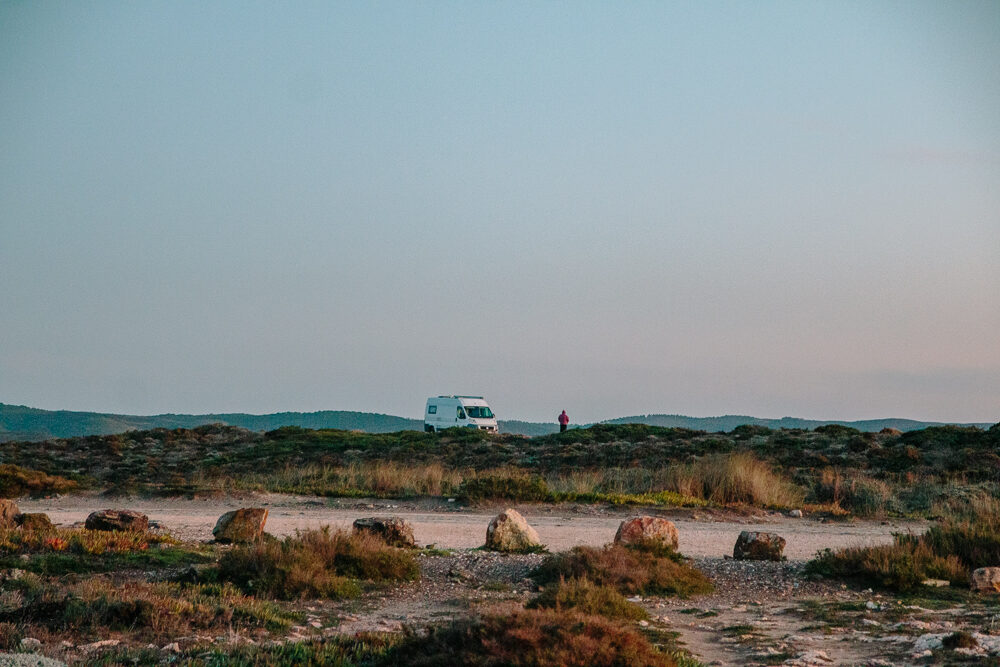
[{"x1": 424, "y1": 396, "x2": 498, "y2": 433}]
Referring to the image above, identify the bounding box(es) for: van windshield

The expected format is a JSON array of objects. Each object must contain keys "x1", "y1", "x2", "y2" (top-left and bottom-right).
[{"x1": 465, "y1": 406, "x2": 494, "y2": 419}]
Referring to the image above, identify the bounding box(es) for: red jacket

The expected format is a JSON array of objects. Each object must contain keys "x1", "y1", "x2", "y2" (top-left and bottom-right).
[{"x1": 558, "y1": 411, "x2": 569, "y2": 425}]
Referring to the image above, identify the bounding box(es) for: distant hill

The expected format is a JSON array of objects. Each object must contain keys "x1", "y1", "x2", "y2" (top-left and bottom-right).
[
  {"x1": 601, "y1": 414, "x2": 994, "y2": 433},
  {"x1": 0, "y1": 403, "x2": 992, "y2": 442}
]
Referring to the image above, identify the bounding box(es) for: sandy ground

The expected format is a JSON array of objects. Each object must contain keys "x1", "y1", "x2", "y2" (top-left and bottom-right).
[{"x1": 19, "y1": 493, "x2": 924, "y2": 561}]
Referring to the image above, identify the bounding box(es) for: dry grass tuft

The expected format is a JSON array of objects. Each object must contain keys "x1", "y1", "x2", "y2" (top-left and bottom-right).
[
  {"x1": 217, "y1": 527, "x2": 419, "y2": 600},
  {"x1": 664, "y1": 453, "x2": 804, "y2": 507}
]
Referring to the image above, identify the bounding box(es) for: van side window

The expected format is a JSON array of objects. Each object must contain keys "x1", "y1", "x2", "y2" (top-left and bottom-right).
[
  {"x1": 457, "y1": 407, "x2": 466, "y2": 419},
  {"x1": 428, "y1": 405, "x2": 437, "y2": 414}
]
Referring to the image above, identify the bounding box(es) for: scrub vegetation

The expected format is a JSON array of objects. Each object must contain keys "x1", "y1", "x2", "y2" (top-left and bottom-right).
[
  {"x1": 215, "y1": 527, "x2": 419, "y2": 600},
  {"x1": 4, "y1": 421, "x2": 999, "y2": 516},
  {"x1": 806, "y1": 494, "x2": 1000, "y2": 591}
]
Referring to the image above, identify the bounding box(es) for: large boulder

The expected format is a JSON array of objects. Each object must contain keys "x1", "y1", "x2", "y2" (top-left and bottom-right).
[
  {"x1": 971, "y1": 567, "x2": 1000, "y2": 593},
  {"x1": 213, "y1": 508, "x2": 268, "y2": 544},
  {"x1": 733, "y1": 530, "x2": 786, "y2": 561},
  {"x1": 0, "y1": 500, "x2": 20, "y2": 528},
  {"x1": 353, "y1": 517, "x2": 416, "y2": 548},
  {"x1": 85, "y1": 509, "x2": 149, "y2": 532},
  {"x1": 485, "y1": 509, "x2": 542, "y2": 553},
  {"x1": 614, "y1": 516, "x2": 679, "y2": 549},
  {"x1": 16, "y1": 513, "x2": 54, "y2": 532}
]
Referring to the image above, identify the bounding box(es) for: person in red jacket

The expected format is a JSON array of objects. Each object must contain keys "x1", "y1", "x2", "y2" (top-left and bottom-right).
[{"x1": 558, "y1": 410, "x2": 569, "y2": 433}]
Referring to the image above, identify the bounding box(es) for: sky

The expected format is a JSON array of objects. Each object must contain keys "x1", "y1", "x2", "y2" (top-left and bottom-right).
[{"x1": 1, "y1": 1, "x2": 998, "y2": 424}]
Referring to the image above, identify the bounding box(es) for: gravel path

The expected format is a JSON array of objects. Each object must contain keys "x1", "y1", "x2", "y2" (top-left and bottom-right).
[{"x1": 19, "y1": 494, "x2": 924, "y2": 562}]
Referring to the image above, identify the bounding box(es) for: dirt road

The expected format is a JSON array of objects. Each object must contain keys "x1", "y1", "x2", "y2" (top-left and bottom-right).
[{"x1": 20, "y1": 494, "x2": 923, "y2": 561}]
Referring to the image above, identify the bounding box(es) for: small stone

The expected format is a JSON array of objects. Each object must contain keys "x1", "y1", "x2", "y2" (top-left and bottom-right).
[
  {"x1": 0, "y1": 500, "x2": 21, "y2": 528},
  {"x1": 79, "y1": 639, "x2": 121, "y2": 652},
  {"x1": 638, "y1": 620, "x2": 649, "y2": 627},
  {"x1": 162, "y1": 642, "x2": 181, "y2": 652},
  {"x1": 16, "y1": 512, "x2": 55, "y2": 531},
  {"x1": 213, "y1": 507, "x2": 268, "y2": 543},
  {"x1": 922, "y1": 578, "x2": 949, "y2": 587},
  {"x1": 788, "y1": 509, "x2": 803, "y2": 518},
  {"x1": 614, "y1": 516, "x2": 679, "y2": 549},
  {"x1": 733, "y1": 530, "x2": 785, "y2": 561},
  {"x1": 20, "y1": 637, "x2": 42, "y2": 650},
  {"x1": 352, "y1": 517, "x2": 416, "y2": 548},
  {"x1": 971, "y1": 567, "x2": 1000, "y2": 593},
  {"x1": 485, "y1": 509, "x2": 542, "y2": 553},
  {"x1": 85, "y1": 509, "x2": 149, "y2": 532}
]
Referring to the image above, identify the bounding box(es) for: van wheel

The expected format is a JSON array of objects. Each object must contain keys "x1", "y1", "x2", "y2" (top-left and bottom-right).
[{"x1": 425, "y1": 425, "x2": 435, "y2": 433}]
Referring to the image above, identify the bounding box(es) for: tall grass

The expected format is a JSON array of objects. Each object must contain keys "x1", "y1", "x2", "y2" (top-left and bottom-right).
[
  {"x1": 232, "y1": 462, "x2": 463, "y2": 498},
  {"x1": 663, "y1": 453, "x2": 805, "y2": 507},
  {"x1": 225, "y1": 455, "x2": 803, "y2": 509}
]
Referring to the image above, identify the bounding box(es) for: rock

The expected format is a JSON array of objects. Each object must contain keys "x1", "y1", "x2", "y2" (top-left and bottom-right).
[
  {"x1": 16, "y1": 513, "x2": 54, "y2": 531},
  {"x1": 0, "y1": 500, "x2": 20, "y2": 528},
  {"x1": 614, "y1": 516, "x2": 679, "y2": 549},
  {"x1": 447, "y1": 566, "x2": 474, "y2": 582},
  {"x1": 971, "y1": 567, "x2": 1000, "y2": 593},
  {"x1": 788, "y1": 509, "x2": 803, "y2": 518},
  {"x1": 921, "y1": 578, "x2": 950, "y2": 587},
  {"x1": 213, "y1": 508, "x2": 268, "y2": 543},
  {"x1": 733, "y1": 530, "x2": 785, "y2": 561},
  {"x1": 85, "y1": 509, "x2": 149, "y2": 532},
  {"x1": 352, "y1": 517, "x2": 416, "y2": 548},
  {"x1": 78, "y1": 639, "x2": 121, "y2": 652},
  {"x1": 161, "y1": 643, "x2": 180, "y2": 653},
  {"x1": 485, "y1": 509, "x2": 541, "y2": 553},
  {"x1": 19, "y1": 638, "x2": 42, "y2": 650}
]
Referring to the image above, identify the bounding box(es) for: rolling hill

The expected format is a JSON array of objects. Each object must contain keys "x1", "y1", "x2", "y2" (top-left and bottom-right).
[{"x1": 0, "y1": 403, "x2": 991, "y2": 442}]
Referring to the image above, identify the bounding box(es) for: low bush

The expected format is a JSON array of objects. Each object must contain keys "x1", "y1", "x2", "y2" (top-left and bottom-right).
[
  {"x1": 806, "y1": 493, "x2": 1000, "y2": 591},
  {"x1": 527, "y1": 577, "x2": 647, "y2": 620},
  {"x1": 459, "y1": 471, "x2": 553, "y2": 502},
  {"x1": 531, "y1": 542, "x2": 713, "y2": 598},
  {"x1": 0, "y1": 464, "x2": 76, "y2": 498},
  {"x1": 381, "y1": 609, "x2": 677, "y2": 667},
  {"x1": 217, "y1": 527, "x2": 418, "y2": 600}
]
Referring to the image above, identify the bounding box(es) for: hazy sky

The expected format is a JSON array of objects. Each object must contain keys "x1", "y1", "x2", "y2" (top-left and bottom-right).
[{"x1": 2, "y1": 1, "x2": 998, "y2": 423}]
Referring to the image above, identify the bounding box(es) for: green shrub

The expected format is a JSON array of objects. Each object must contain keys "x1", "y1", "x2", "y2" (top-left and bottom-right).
[
  {"x1": 805, "y1": 537, "x2": 968, "y2": 592},
  {"x1": 381, "y1": 609, "x2": 677, "y2": 667},
  {"x1": 458, "y1": 471, "x2": 553, "y2": 502},
  {"x1": 532, "y1": 542, "x2": 713, "y2": 598},
  {"x1": 217, "y1": 527, "x2": 418, "y2": 600},
  {"x1": 527, "y1": 577, "x2": 647, "y2": 620}
]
